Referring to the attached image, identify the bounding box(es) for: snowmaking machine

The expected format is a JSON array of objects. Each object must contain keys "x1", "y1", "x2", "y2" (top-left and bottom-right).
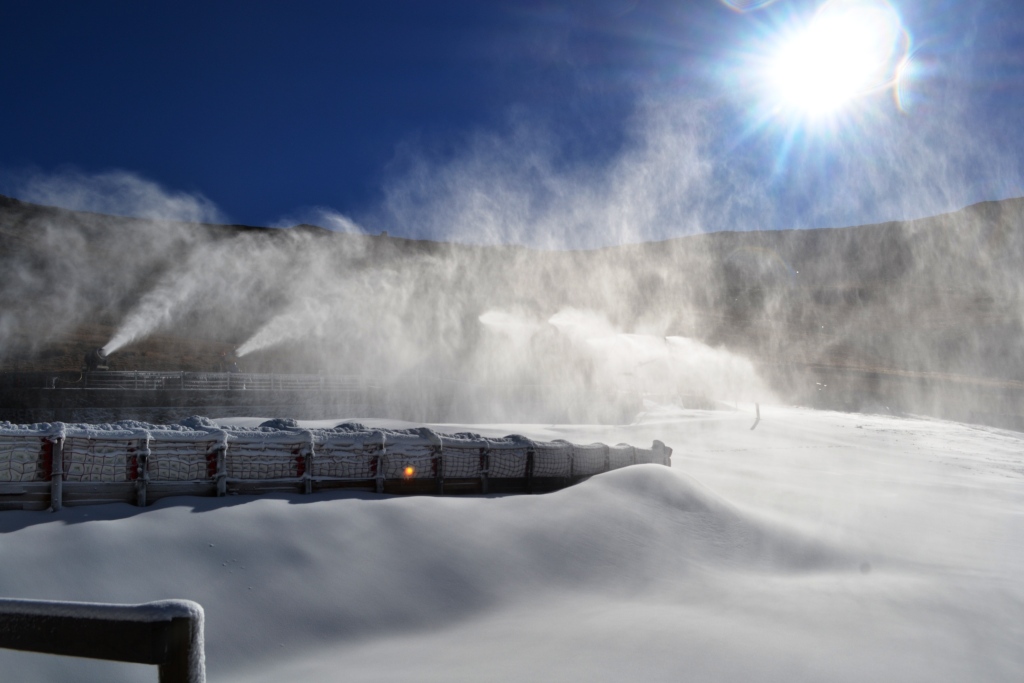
[{"x1": 83, "y1": 347, "x2": 110, "y2": 372}]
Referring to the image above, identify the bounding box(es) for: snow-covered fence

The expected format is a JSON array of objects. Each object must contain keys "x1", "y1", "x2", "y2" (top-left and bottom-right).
[
  {"x1": 0, "y1": 598, "x2": 205, "y2": 683},
  {"x1": 0, "y1": 420, "x2": 672, "y2": 511}
]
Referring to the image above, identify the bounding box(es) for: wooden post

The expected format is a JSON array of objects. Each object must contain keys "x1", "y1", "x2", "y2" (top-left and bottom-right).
[
  {"x1": 652, "y1": 440, "x2": 672, "y2": 466},
  {"x1": 303, "y1": 435, "x2": 314, "y2": 495},
  {"x1": 49, "y1": 436, "x2": 64, "y2": 512},
  {"x1": 374, "y1": 453, "x2": 384, "y2": 494},
  {"x1": 525, "y1": 448, "x2": 535, "y2": 494},
  {"x1": 215, "y1": 445, "x2": 227, "y2": 497},
  {"x1": 479, "y1": 447, "x2": 489, "y2": 495},
  {"x1": 135, "y1": 436, "x2": 150, "y2": 507},
  {"x1": 434, "y1": 447, "x2": 444, "y2": 496}
]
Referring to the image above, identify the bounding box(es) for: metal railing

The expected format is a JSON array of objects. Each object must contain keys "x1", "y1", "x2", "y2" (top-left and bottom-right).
[
  {"x1": 0, "y1": 597, "x2": 205, "y2": 683},
  {"x1": 77, "y1": 371, "x2": 370, "y2": 392}
]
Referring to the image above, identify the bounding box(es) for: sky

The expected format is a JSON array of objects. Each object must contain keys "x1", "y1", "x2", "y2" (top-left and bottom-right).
[{"x1": 2, "y1": 0, "x2": 1023, "y2": 243}]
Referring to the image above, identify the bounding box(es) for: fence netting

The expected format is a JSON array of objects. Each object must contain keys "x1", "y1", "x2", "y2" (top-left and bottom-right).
[
  {"x1": 314, "y1": 434, "x2": 384, "y2": 481},
  {"x1": 148, "y1": 439, "x2": 221, "y2": 481},
  {"x1": 572, "y1": 443, "x2": 610, "y2": 477},
  {"x1": 63, "y1": 437, "x2": 137, "y2": 482},
  {"x1": 0, "y1": 436, "x2": 47, "y2": 482}
]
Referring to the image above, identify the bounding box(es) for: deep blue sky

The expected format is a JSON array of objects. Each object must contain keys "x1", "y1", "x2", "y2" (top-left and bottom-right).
[{"x1": 2, "y1": 0, "x2": 1022, "y2": 240}]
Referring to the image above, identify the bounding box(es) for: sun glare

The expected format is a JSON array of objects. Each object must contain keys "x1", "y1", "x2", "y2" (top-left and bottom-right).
[{"x1": 762, "y1": 0, "x2": 907, "y2": 119}]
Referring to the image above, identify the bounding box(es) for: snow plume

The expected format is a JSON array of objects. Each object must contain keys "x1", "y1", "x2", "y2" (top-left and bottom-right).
[
  {"x1": 102, "y1": 229, "x2": 314, "y2": 357},
  {"x1": 371, "y1": 89, "x2": 1024, "y2": 247},
  {"x1": 374, "y1": 101, "x2": 738, "y2": 248},
  {"x1": 0, "y1": 171, "x2": 217, "y2": 358},
  {"x1": 102, "y1": 260, "x2": 211, "y2": 356},
  {"x1": 469, "y1": 308, "x2": 769, "y2": 421},
  {"x1": 3, "y1": 87, "x2": 1023, "y2": 424},
  {"x1": 235, "y1": 298, "x2": 333, "y2": 358},
  {"x1": 271, "y1": 207, "x2": 363, "y2": 233},
  {"x1": 14, "y1": 169, "x2": 223, "y2": 224},
  {"x1": 549, "y1": 309, "x2": 765, "y2": 401}
]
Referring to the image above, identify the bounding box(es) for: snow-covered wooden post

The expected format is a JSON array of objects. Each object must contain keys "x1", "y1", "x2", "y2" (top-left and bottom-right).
[
  {"x1": 302, "y1": 432, "x2": 314, "y2": 495},
  {"x1": 652, "y1": 440, "x2": 672, "y2": 467},
  {"x1": 479, "y1": 446, "x2": 489, "y2": 494},
  {"x1": 602, "y1": 444, "x2": 611, "y2": 473},
  {"x1": 48, "y1": 428, "x2": 65, "y2": 512},
  {"x1": 427, "y1": 430, "x2": 443, "y2": 496},
  {"x1": 374, "y1": 452, "x2": 384, "y2": 493},
  {"x1": 525, "y1": 446, "x2": 535, "y2": 494},
  {"x1": 135, "y1": 434, "x2": 151, "y2": 507},
  {"x1": 213, "y1": 439, "x2": 228, "y2": 497}
]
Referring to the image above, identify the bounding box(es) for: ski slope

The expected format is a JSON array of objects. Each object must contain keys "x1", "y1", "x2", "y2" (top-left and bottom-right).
[{"x1": 1, "y1": 405, "x2": 1022, "y2": 682}]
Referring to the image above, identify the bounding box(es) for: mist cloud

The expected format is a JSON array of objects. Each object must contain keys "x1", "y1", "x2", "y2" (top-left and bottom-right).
[
  {"x1": 2, "y1": 88, "x2": 1021, "y2": 424},
  {"x1": 13, "y1": 169, "x2": 223, "y2": 224}
]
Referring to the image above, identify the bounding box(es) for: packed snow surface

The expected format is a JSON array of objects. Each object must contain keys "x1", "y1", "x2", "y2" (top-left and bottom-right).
[{"x1": 1, "y1": 405, "x2": 1022, "y2": 682}]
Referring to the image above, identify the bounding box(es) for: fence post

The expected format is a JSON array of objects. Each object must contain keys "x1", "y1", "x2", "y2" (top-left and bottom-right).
[
  {"x1": 303, "y1": 435, "x2": 314, "y2": 495},
  {"x1": 653, "y1": 440, "x2": 672, "y2": 467},
  {"x1": 603, "y1": 444, "x2": 610, "y2": 473},
  {"x1": 435, "y1": 446, "x2": 444, "y2": 495},
  {"x1": 374, "y1": 453, "x2": 384, "y2": 493},
  {"x1": 479, "y1": 447, "x2": 489, "y2": 495},
  {"x1": 135, "y1": 435, "x2": 151, "y2": 507},
  {"x1": 215, "y1": 445, "x2": 227, "y2": 497},
  {"x1": 49, "y1": 436, "x2": 64, "y2": 512},
  {"x1": 525, "y1": 448, "x2": 535, "y2": 494}
]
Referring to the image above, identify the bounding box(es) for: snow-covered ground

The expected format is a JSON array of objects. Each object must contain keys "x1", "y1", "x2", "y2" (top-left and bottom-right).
[{"x1": 1, "y1": 404, "x2": 1022, "y2": 682}]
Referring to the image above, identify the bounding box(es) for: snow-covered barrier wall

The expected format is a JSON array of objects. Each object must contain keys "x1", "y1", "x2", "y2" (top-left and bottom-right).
[{"x1": 0, "y1": 419, "x2": 671, "y2": 511}]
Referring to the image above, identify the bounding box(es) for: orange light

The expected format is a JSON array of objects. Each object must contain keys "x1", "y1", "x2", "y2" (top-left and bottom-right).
[{"x1": 403, "y1": 466, "x2": 415, "y2": 477}]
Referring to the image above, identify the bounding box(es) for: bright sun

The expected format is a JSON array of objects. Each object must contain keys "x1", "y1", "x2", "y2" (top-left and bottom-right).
[{"x1": 765, "y1": 0, "x2": 907, "y2": 118}]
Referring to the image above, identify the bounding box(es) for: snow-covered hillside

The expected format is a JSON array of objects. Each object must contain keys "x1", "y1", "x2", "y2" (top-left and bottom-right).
[{"x1": 1, "y1": 405, "x2": 1022, "y2": 682}]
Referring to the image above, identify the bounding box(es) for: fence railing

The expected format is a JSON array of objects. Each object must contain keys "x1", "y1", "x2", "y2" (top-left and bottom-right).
[
  {"x1": 0, "y1": 598, "x2": 205, "y2": 683},
  {"x1": 74, "y1": 371, "x2": 370, "y2": 392},
  {"x1": 0, "y1": 421, "x2": 672, "y2": 510}
]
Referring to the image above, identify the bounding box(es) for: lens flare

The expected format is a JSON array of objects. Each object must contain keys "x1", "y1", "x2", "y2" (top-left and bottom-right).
[
  {"x1": 759, "y1": 0, "x2": 909, "y2": 120},
  {"x1": 720, "y1": 0, "x2": 780, "y2": 12}
]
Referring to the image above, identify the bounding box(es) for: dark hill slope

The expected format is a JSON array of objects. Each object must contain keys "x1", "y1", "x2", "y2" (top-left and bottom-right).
[{"x1": 1, "y1": 193, "x2": 1022, "y2": 425}]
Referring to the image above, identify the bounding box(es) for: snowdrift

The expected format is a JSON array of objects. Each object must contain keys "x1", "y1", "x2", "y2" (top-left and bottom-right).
[{"x1": 1, "y1": 405, "x2": 1022, "y2": 682}]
